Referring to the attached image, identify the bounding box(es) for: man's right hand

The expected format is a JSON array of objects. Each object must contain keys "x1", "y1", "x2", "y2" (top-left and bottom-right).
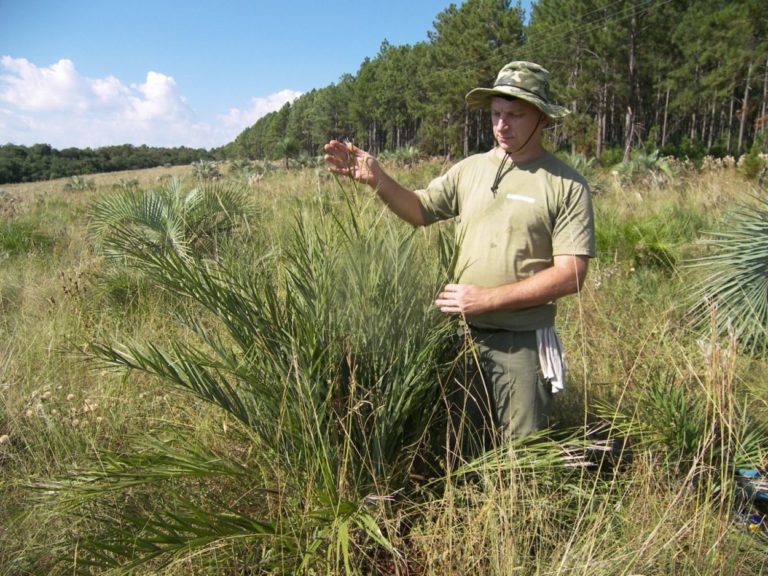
[
  {"x1": 323, "y1": 140, "x2": 381, "y2": 187},
  {"x1": 323, "y1": 140, "x2": 426, "y2": 226}
]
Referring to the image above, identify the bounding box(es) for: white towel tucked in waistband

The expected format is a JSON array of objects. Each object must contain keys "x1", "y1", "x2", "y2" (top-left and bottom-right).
[{"x1": 536, "y1": 327, "x2": 565, "y2": 393}]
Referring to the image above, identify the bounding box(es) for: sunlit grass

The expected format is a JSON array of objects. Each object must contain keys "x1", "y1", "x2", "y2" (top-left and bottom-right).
[{"x1": 1, "y1": 159, "x2": 767, "y2": 574}]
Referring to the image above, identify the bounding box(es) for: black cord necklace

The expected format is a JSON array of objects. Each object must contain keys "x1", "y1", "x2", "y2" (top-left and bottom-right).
[
  {"x1": 491, "y1": 153, "x2": 513, "y2": 196},
  {"x1": 490, "y1": 112, "x2": 545, "y2": 197}
]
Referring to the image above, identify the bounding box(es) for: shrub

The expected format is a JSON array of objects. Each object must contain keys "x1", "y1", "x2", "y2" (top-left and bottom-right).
[
  {"x1": 88, "y1": 177, "x2": 254, "y2": 263},
  {"x1": 110, "y1": 178, "x2": 140, "y2": 192},
  {"x1": 46, "y1": 189, "x2": 460, "y2": 572},
  {"x1": 62, "y1": 175, "x2": 95, "y2": 191},
  {"x1": 597, "y1": 146, "x2": 624, "y2": 168},
  {"x1": 595, "y1": 203, "x2": 705, "y2": 273},
  {"x1": 737, "y1": 147, "x2": 767, "y2": 181},
  {"x1": 191, "y1": 159, "x2": 221, "y2": 181},
  {"x1": 613, "y1": 149, "x2": 676, "y2": 187},
  {"x1": 556, "y1": 151, "x2": 602, "y2": 191}
]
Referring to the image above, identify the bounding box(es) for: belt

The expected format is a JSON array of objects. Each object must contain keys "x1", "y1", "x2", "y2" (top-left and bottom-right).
[{"x1": 465, "y1": 323, "x2": 511, "y2": 334}]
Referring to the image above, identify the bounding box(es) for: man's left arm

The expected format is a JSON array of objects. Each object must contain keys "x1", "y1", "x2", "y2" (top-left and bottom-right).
[{"x1": 434, "y1": 254, "x2": 589, "y2": 316}]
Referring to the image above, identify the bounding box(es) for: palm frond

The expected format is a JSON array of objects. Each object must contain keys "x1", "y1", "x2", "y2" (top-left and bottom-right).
[
  {"x1": 32, "y1": 436, "x2": 254, "y2": 510},
  {"x1": 75, "y1": 502, "x2": 281, "y2": 575},
  {"x1": 88, "y1": 186, "x2": 190, "y2": 261},
  {"x1": 87, "y1": 177, "x2": 253, "y2": 264},
  {"x1": 685, "y1": 192, "x2": 768, "y2": 354},
  {"x1": 183, "y1": 179, "x2": 254, "y2": 240},
  {"x1": 88, "y1": 338, "x2": 258, "y2": 428}
]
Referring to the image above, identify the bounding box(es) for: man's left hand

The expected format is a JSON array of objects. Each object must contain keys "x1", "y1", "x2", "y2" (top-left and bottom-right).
[{"x1": 434, "y1": 284, "x2": 489, "y2": 315}]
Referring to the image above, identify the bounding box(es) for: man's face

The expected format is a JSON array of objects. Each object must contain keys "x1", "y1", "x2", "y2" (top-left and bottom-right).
[{"x1": 490, "y1": 97, "x2": 547, "y2": 155}]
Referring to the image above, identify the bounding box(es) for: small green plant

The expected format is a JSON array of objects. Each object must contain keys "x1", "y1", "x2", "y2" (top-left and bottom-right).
[
  {"x1": 557, "y1": 151, "x2": 601, "y2": 190},
  {"x1": 111, "y1": 177, "x2": 140, "y2": 192},
  {"x1": 62, "y1": 175, "x2": 95, "y2": 191},
  {"x1": 92, "y1": 267, "x2": 152, "y2": 311},
  {"x1": 614, "y1": 149, "x2": 676, "y2": 187},
  {"x1": 598, "y1": 146, "x2": 624, "y2": 167},
  {"x1": 191, "y1": 159, "x2": 221, "y2": 181},
  {"x1": 737, "y1": 147, "x2": 767, "y2": 181},
  {"x1": 294, "y1": 150, "x2": 321, "y2": 168},
  {"x1": 226, "y1": 159, "x2": 265, "y2": 186},
  {"x1": 379, "y1": 146, "x2": 422, "y2": 167},
  {"x1": 594, "y1": 204, "x2": 702, "y2": 272},
  {"x1": 226, "y1": 158, "x2": 250, "y2": 176}
]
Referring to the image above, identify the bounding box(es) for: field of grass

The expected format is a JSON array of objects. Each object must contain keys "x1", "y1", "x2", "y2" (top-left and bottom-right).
[{"x1": 1, "y1": 157, "x2": 767, "y2": 575}]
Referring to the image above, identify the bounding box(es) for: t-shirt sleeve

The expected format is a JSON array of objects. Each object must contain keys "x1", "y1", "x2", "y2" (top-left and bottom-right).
[
  {"x1": 415, "y1": 168, "x2": 460, "y2": 224},
  {"x1": 552, "y1": 180, "x2": 595, "y2": 257}
]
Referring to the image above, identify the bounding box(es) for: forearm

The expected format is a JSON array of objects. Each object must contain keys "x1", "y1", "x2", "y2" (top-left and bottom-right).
[
  {"x1": 372, "y1": 172, "x2": 427, "y2": 226},
  {"x1": 482, "y1": 261, "x2": 585, "y2": 311},
  {"x1": 435, "y1": 255, "x2": 589, "y2": 316}
]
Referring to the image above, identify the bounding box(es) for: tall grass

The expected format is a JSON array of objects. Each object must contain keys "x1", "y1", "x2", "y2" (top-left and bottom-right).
[{"x1": 1, "y1": 161, "x2": 767, "y2": 574}]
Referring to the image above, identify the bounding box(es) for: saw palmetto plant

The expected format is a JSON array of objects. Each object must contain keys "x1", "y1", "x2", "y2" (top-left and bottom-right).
[
  {"x1": 87, "y1": 176, "x2": 254, "y2": 262},
  {"x1": 685, "y1": 192, "x2": 768, "y2": 356},
  {"x1": 43, "y1": 186, "x2": 463, "y2": 573}
]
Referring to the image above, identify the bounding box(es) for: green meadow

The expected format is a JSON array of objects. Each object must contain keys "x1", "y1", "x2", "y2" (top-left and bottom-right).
[{"x1": 1, "y1": 154, "x2": 767, "y2": 575}]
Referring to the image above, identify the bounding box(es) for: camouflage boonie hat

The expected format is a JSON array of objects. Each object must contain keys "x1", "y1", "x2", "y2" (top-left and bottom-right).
[{"x1": 465, "y1": 61, "x2": 570, "y2": 119}]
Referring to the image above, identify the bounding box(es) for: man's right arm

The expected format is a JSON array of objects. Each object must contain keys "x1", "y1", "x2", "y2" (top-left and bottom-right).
[
  {"x1": 370, "y1": 171, "x2": 427, "y2": 226},
  {"x1": 323, "y1": 140, "x2": 427, "y2": 226}
]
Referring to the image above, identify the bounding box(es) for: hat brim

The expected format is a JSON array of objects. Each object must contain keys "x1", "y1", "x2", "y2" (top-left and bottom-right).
[{"x1": 465, "y1": 86, "x2": 570, "y2": 119}]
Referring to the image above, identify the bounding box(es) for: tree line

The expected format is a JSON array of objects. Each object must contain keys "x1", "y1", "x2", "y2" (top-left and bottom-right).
[
  {"x1": 226, "y1": 0, "x2": 767, "y2": 164},
  {"x1": 0, "y1": 143, "x2": 212, "y2": 185}
]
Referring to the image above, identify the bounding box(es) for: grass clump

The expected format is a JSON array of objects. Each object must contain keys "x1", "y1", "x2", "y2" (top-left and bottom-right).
[{"x1": 0, "y1": 218, "x2": 55, "y2": 258}]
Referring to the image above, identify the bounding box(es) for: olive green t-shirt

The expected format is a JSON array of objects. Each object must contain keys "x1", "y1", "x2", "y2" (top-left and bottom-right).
[{"x1": 416, "y1": 150, "x2": 595, "y2": 331}]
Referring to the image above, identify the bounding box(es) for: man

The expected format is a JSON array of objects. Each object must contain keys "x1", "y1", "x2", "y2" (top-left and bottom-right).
[{"x1": 324, "y1": 61, "x2": 595, "y2": 454}]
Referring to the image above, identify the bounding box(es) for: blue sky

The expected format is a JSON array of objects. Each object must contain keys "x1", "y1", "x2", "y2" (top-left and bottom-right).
[{"x1": 1, "y1": 0, "x2": 532, "y2": 150}]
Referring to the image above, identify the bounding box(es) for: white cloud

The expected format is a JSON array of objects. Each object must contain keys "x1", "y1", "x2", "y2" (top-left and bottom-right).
[
  {"x1": 128, "y1": 71, "x2": 187, "y2": 122},
  {"x1": 0, "y1": 56, "x2": 86, "y2": 111},
  {"x1": 219, "y1": 89, "x2": 303, "y2": 129},
  {"x1": 0, "y1": 56, "x2": 303, "y2": 149},
  {"x1": 91, "y1": 75, "x2": 128, "y2": 104}
]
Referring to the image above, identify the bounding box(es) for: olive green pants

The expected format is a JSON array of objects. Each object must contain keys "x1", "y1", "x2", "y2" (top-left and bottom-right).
[{"x1": 454, "y1": 328, "x2": 553, "y2": 456}]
